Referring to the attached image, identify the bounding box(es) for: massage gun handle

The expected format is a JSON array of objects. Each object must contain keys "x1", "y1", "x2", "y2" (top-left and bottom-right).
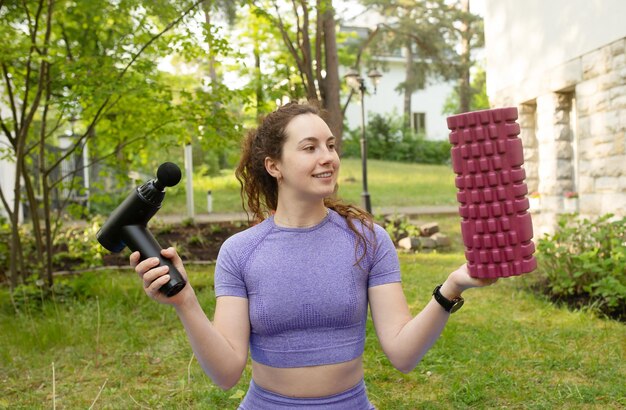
[{"x1": 121, "y1": 224, "x2": 187, "y2": 297}]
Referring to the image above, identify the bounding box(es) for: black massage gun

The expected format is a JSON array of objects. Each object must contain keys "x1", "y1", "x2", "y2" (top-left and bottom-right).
[{"x1": 96, "y1": 162, "x2": 187, "y2": 297}]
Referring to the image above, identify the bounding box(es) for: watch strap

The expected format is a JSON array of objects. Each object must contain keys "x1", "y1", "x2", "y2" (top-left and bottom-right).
[{"x1": 432, "y1": 284, "x2": 464, "y2": 313}]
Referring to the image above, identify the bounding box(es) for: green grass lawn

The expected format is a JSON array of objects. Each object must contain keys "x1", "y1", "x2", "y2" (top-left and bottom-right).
[
  {"x1": 159, "y1": 158, "x2": 458, "y2": 215},
  {"x1": 1, "y1": 255, "x2": 624, "y2": 409}
]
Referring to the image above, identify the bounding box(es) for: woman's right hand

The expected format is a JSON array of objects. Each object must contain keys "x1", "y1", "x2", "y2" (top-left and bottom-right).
[{"x1": 130, "y1": 247, "x2": 195, "y2": 307}]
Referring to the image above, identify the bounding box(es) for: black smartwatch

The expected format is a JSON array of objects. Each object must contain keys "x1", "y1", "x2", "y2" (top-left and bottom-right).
[{"x1": 432, "y1": 284, "x2": 464, "y2": 313}]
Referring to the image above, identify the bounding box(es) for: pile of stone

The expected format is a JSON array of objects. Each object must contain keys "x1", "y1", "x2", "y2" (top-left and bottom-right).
[{"x1": 395, "y1": 221, "x2": 451, "y2": 252}]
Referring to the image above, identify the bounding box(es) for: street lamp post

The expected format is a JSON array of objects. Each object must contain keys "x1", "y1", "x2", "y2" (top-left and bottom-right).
[{"x1": 344, "y1": 68, "x2": 382, "y2": 214}]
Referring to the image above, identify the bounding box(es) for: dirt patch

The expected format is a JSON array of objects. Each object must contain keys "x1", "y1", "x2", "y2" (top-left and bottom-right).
[{"x1": 100, "y1": 221, "x2": 251, "y2": 267}]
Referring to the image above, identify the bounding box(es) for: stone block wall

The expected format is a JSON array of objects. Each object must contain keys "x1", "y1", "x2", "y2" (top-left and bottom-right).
[
  {"x1": 576, "y1": 38, "x2": 626, "y2": 217},
  {"x1": 519, "y1": 103, "x2": 539, "y2": 194},
  {"x1": 490, "y1": 37, "x2": 626, "y2": 236}
]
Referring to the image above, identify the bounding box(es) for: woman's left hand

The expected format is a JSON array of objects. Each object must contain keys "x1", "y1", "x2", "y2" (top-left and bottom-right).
[{"x1": 441, "y1": 264, "x2": 498, "y2": 298}]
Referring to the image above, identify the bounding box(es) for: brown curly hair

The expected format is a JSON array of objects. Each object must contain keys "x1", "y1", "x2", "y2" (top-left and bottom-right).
[{"x1": 235, "y1": 101, "x2": 375, "y2": 262}]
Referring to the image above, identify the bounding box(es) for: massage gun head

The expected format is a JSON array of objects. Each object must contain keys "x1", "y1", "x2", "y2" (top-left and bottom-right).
[
  {"x1": 96, "y1": 162, "x2": 182, "y2": 253},
  {"x1": 137, "y1": 162, "x2": 182, "y2": 206},
  {"x1": 154, "y1": 162, "x2": 183, "y2": 190}
]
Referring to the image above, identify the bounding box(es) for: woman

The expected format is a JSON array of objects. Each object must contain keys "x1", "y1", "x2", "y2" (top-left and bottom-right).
[{"x1": 132, "y1": 102, "x2": 496, "y2": 409}]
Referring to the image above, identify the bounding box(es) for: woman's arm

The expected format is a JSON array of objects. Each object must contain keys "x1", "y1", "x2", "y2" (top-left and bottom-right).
[
  {"x1": 132, "y1": 248, "x2": 250, "y2": 390},
  {"x1": 368, "y1": 264, "x2": 495, "y2": 373}
]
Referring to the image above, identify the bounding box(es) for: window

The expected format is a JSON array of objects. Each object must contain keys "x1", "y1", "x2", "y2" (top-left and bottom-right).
[{"x1": 412, "y1": 112, "x2": 426, "y2": 134}]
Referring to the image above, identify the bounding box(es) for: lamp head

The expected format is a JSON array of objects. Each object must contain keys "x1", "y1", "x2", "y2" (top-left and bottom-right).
[
  {"x1": 367, "y1": 69, "x2": 382, "y2": 93},
  {"x1": 344, "y1": 68, "x2": 361, "y2": 91}
]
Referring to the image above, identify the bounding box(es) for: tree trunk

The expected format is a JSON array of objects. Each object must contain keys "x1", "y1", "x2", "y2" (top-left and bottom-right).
[
  {"x1": 8, "y1": 214, "x2": 21, "y2": 288},
  {"x1": 22, "y1": 163, "x2": 46, "y2": 280},
  {"x1": 203, "y1": 2, "x2": 220, "y2": 85},
  {"x1": 458, "y1": 0, "x2": 472, "y2": 113},
  {"x1": 299, "y1": 3, "x2": 318, "y2": 101},
  {"x1": 204, "y1": 2, "x2": 230, "y2": 167},
  {"x1": 403, "y1": 40, "x2": 414, "y2": 129},
  {"x1": 270, "y1": 0, "x2": 342, "y2": 139},
  {"x1": 254, "y1": 42, "x2": 262, "y2": 120},
  {"x1": 10, "y1": 130, "x2": 26, "y2": 287},
  {"x1": 318, "y1": 0, "x2": 343, "y2": 141},
  {"x1": 40, "y1": 63, "x2": 54, "y2": 287}
]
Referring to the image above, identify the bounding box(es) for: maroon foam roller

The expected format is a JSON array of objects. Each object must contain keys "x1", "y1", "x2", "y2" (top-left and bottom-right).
[{"x1": 447, "y1": 107, "x2": 537, "y2": 278}]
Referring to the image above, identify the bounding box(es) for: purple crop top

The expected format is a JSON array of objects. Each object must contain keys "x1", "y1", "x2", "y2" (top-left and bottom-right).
[{"x1": 214, "y1": 209, "x2": 401, "y2": 368}]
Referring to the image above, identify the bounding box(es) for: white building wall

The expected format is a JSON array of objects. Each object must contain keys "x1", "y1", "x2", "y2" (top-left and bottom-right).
[
  {"x1": 484, "y1": 0, "x2": 626, "y2": 97},
  {"x1": 483, "y1": 0, "x2": 626, "y2": 235},
  {"x1": 342, "y1": 59, "x2": 454, "y2": 141}
]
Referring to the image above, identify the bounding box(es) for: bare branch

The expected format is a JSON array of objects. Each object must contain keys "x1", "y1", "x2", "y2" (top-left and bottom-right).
[
  {"x1": 39, "y1": 42, "x2": 52, "y2": 181},
  {"x1": 1, "y1": 63, "x2": 20, "y2": 137},
  {"x1": 379, "y1": 23, "x2": 439, "y2": 57},
  {"x1": 111, "y1": 12, "x2": 149, "y2": 56},
  {"x1": 291, "y1": 0, "x2": 301, "y2": 48},
  {"x1": 341, "y1": 25, "x2": 381, "y2": 115},
  {"x1": 44, "y1": 94, "x2": 122, "y2": 176},
  {"x1": 18, "y1": 0, "x2": 53, "y2": 144},
  {"x1": 59, "y1": 22, "x2": 74, "y2": 61},
  {"x1": 0, "y1": 134, "x2": 12, "y2": 150},
  {"x1": 21, "y1": 0, "x2": 33, "y2": 36},
  {"x1": 0, "y1": 183, "x2": 14, "y2": 221},
  {"x1": 315, "y1": 0, "x2": 323, "y2": 90},
  {"x1": 43, "y1": 109, "x2": 67, "y2": 139},
  {"x1": 341, "y1": 89, "x2": 354, "y2": 117},
  {"x1": 354, "y1": 24, "x2": 381, "y2": 70},
  {"x1": 0, "y1": 115, "x2": 15, "y2": 145},
  {"x1": 269, "y1": 1, "x2": 306, "y2": 74},
  {"x1": 23, "y1": 107, "x2": 67, "y2": 156},
  {"x1": 19, "y1": 0, "x2": 46, "y2": 129},
  {"x1": 272, "y1": 0, "x2": 315, "y2": 99},
  {"x1": 298, "y1": 0, "x2": 316, "y2": 98}
]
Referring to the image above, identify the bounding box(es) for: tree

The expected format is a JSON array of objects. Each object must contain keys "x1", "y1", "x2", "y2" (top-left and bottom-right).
[
  {"x1": 0, "y1": 0, "x2": 240, "y2": 289},
  {"x1": 442, "y1": 65, "x2": 489, "y2": 115},
  {"x1": 251, "y1": 0, "x2": 343, "y2": 141},
  {"x1": 448, "y1": 0, "x2": 484, "y2": 113},
  {"x1": 360, "y1": 0, "x2": 454, "y2": 127},
  {"x1": 202, "y1": 0, "x2": 238, "y2": 85},
  {"x1": 234, "y1": 3, "x2": 310, "y2": 122},
  {"x1": 358, "y1": 0, "x2": 484, "y2": 121}
]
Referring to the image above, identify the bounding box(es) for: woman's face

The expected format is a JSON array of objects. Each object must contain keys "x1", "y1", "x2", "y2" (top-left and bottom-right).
[{"x1": 268, "y1": 113, "x2": 340, "y2": 202}]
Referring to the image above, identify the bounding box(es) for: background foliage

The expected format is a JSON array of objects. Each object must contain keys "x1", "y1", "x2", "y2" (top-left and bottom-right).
[
  {"x1": 342, "y1": 112, "x2": 451, "y2": 164},
  {"x1": 536, "y1": 213, "x2": 626, "y2": 321},
  {"x1": 0, "y1": 0, "x2": 246, "y2": 287}
]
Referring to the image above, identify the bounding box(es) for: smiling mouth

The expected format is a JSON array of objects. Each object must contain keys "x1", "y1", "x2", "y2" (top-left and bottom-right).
[{"x1": 313, "y1": 172, "x2": 333, "y2": 178}]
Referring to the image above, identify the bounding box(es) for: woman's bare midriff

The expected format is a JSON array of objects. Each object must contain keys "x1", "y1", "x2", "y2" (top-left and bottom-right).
[{"x1": 251, "y1": 356, "x2": 364, "y2": 398}]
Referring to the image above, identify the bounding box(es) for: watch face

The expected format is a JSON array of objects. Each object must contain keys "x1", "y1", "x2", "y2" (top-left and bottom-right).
[{"x1": 450, "y1": 299, "x2": 464, "y2": 313}]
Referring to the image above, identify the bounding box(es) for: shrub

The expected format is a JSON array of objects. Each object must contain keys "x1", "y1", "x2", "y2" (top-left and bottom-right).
[
  {"x1": 381, "y1": 214, "x2": 421, "y2": 244},
  {"x1": 342, "y1": 112, "x2": 451, "y2": 165},
  {"x1": 0, "y1": 216, "x2": 106, "y2": 286},
  {"x1": 0, "y1": 221, "x2": 41, "y2": 283},
  {"x1": 536, "y1": 213, "x2": 626, "y2": 320},
  {"x1": 9, "y1": 280, "x2": 77, "y2": 312},
  {"x1": 54, "y1": 215, "x2": 107, "y2": 269}
]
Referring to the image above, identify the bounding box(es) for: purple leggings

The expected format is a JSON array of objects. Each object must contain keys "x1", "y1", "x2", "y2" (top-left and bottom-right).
[{"x1": 237, "y1": 379, "x2": 376, "y2": 409}]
